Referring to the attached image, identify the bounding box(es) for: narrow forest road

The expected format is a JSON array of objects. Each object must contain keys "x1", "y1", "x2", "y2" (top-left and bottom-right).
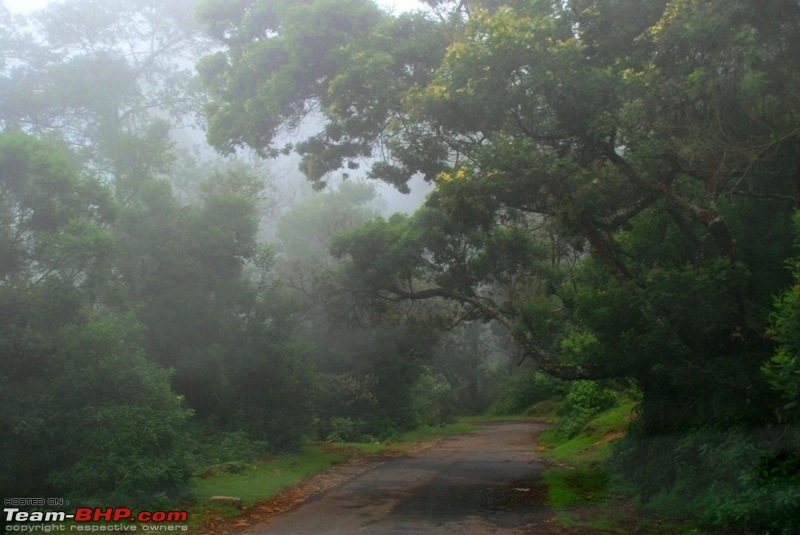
[{"x1": 245, "y1": 422, "x2": 557, "y2": 535}]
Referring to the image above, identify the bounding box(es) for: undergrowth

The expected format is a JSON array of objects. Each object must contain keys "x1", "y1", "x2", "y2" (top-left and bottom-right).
[{"x1": 536, "y1": 397, "x2": 716, "y2": 534}]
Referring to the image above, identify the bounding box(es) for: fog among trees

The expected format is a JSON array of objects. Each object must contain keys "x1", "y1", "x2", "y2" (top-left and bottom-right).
[{"x1": 1, "y1": 1, "x2": 798, "y2": 533}]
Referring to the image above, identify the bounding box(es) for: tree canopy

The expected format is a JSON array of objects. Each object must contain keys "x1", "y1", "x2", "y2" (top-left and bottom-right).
[
  {"x1": 1, "y1": 0, "x2": 799, "y2": 529},
  {"x1": 200, "y1": 0, "x2": 799, "y2": 378},
  {"x1": 200, "y1": 1, "x2": 800, "y2": 524}
]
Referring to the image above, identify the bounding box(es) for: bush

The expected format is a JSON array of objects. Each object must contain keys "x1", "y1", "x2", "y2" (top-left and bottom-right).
[
  {"x1": 228, "y1": 345, "x2": 317, "y2": 451},
  {"x1": 324, "y1": 417, "x2": 361, "y2": 442},
  {"x1": 315, "y1": 372, "x2": 378, "y2": 439},
  {"x1": 0, "y1": 314, "x2": 192, "y2": 505},
  {"x1": 612, "y1": 425, "x2": 800, "y2": 535},
  {"x1": 489, "y1": 369, "x2": 568, "y2": 415},
  {"x1": 557, "y1": 381, "x2": 618, "y2": 437},
  {"x1": 187, "y1": 428, "x2": 269, "y2": 468},
  {"x1": 412, "y1": 371, "x2": 457, "y2": 426}
]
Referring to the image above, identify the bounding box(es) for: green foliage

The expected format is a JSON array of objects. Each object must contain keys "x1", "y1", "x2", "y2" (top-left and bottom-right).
[
  {"x1": 198, "y1": 0, "x2": 448, "y2": 188},
  {"x1": 557, "y1": 381, "x2": 619, "y2": 438},
  {"x1": 764, "y1": 211, "x2": 800, "y2": 420},
  {"x1": 0, "y1": 131, "x2": 314, "y2": 503},
  {"x1": 3, "y1": 0, "x2": 800, "y2": 525},
  {"x1": 0, "y1": 132, "x2": 115, "y2": 287},
  {"x1": 114, "y1": 156, "x2": 317, "y2": 450},
  {"x1": 411, "y1": 370, "x2": 457, "y2": 426},
  {"x1": 613, "y1": 426, "x2": 800, "y2": 535},
  {"x1": 0, "y1": 135, "x2": 191, "y2": 504},
  {"x1": 1, "y1": 313, "x2": 192, "y2": 504},
  {"x1": 200, "y1": 9, "x2": 800, "y2": 533},
  {"x1": 429, "y1": 324, "x2": 507, "y2": 415},
  {"x1": 1, "y1": 0, "x2": 208, "y2": 169},
  {"x1": 50, "y1": 318, "x2": 191, "y2": 502},
  {"x1": 323, "y1": 417, "x2": 362, "y2": 443},
  {"x1": 305, "y1": 324, "x2": 435, "y2": 440},
  {"x1": 489, "y1": 369, "x2": 568, "y2": 415},
  {"x1": 227, "y1": 343, "x2": 317, "y2": 450},
  {"x1": 538, "y1": 399, "x2": 715, "y2": 535},
  {"x1": 276, "y1": 180, "x2": 379, "y2": 267},
  {"x1": 539, "y1": 401, "x2": 637, "y2": 467},
  {"x1": 188, "y1": 428, "x2": 269, "y2": 469},
  {"x1": 276, "y1": 180, "x2": 462, "y2": 444}
]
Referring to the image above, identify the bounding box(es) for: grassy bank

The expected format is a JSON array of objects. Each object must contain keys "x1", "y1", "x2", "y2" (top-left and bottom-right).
[
  {"x1": 537, "y1": 401, "x2": 636, "y2": 468},
  {"x1": 534, "y1": 400, "x2": 715, "y2": 534}
]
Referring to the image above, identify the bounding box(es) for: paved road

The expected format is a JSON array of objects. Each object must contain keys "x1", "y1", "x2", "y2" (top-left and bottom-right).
[{"x1": 249, "y1": 422, "x2": 552, "y2": 535}]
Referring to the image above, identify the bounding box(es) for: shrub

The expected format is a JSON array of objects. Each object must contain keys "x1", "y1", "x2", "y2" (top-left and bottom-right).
[
  {"x1": 324, "y1": 417, "x2": 360, "y2": 443},
  {"x1": 412, "y1": 371, "x2": 457, "y2": 426},
  {"x1": 0, "y1": 314, "x2": 192, "y2": 505},
  {"x1": 557, "y1": 381, "x2": 618, "y2": 437},
  {"x1": 489, "y1": 369, "x2": 568, "y2": 415},
  {"x1": 187, "y1": 428, "x2": 269, "y2": 469},
  {"x1": 228, "y1": 345, "x2": 317, "y2": 451},
  {"x1": 612, "y1": 425, "x2": 800, "y2": 535}
]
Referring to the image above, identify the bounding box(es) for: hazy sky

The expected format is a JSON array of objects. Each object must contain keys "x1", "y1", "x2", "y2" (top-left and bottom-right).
[
  {"x1": 3, "y1": 0, "x2": 424, "y2": 14},
  {"x1": 1, "y1": 0, "x2": 434, "y2": 209},
  {"x1": 4, "y1": 0, "x2": 50, "y2": 12}
]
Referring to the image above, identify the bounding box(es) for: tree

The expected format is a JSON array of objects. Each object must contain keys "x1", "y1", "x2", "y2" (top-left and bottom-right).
[
  {"x1": 1, "y1": 314, "x2": 192, "y2": 503},
  {"x1": 0, "y1": 133, "x2": 191, "y2": 502},
  {"x1": 201, "y1": 1, "x2": 800, "y2": 524},
  {"x1": 198, "y1": 0, "x2": 450, "y2": 190},
  {"x1": 274, "y1": 181, "x2": 446, "y2": 438},
  {"x1": 1, "y1": 0, "x2": 211, "y2": 194},
  {"x1": 1, "y1": 0, "x2": 320, "y2": 497},
  {"x1": 0, "y1": 132, "x2": 114, "y2": 295},
  {"x1": 765, "y1": 211, "x2": 800, "y2": 423},
  {"x1": 201, "y1": 0, "x2": 798, "y2": 397}
]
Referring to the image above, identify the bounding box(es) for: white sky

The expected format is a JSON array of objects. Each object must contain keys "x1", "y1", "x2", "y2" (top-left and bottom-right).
[
  {"x1": 4, "y1": 0, "x2": 51, "y2": 12},
  {"x1": 1, "y1": 0, "x2": 434, "y2": 209},
  {"x1": 3, "y1": 0, "x2": 424, "y2": 14}
]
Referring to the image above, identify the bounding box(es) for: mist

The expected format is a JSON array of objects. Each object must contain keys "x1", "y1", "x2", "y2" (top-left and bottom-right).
[{"x1": 1, "y1": 1, "x2": 798, "y2": 533}]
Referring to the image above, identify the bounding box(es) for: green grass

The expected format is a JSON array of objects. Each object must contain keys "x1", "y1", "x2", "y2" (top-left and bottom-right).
[
  {"x1": 534, "y1": 400, "x2": 717, "y2": 534},
  {"x1": 188, "y1": 443, "x2": 381, "y2": 528},
  {"x1": 535, "y1": 401, "x2": 635, "y2": 512},
  {"x1": 538, "y1": 401, "x2": 636, "y2": 467},
  {"x1": 191, "y1": 424, "x2": 476, "y2": 508},
  {"x1": 541, "y1": 467, "x2": 608, "y2": 509},
  {"x1": 192, "y1": 445, "x2": 354, "y2": 505}
]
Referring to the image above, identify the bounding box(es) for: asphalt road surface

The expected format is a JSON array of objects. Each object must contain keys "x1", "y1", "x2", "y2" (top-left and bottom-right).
[{"x1": 248, "y1": 422, "x2": 552, "y2": 535}]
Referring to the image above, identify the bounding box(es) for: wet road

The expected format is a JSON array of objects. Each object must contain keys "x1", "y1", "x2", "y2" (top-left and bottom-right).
[{"x1": 248, "y1": 422, "x2": 552, "y2": 535}]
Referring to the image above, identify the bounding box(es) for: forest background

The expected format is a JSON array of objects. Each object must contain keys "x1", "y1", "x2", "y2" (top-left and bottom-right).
[{"x1": 1, "y1": 1, "x2": 798, "y2": 533}]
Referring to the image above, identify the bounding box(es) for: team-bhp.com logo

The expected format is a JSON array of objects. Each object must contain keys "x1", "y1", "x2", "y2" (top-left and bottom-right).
[
  {"x1": 4, "y1": 507, "x2": 189, "y2": 532},
  {"x1": 6, "y1": 509, "x2": 187, "y2": 523}
]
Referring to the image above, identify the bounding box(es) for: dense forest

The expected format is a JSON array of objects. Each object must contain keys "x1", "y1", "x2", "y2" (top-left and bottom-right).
[{"x1": 1, "y1": 0, "x2": 798, "y2": 533}]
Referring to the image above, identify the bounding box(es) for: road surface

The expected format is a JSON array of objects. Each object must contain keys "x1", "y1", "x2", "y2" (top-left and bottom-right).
[{"x1": 247, "y1": 422, "x2": 553, "y2": 535}]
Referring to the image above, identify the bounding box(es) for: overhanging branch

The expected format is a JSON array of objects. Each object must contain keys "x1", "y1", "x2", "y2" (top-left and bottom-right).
[{"x1": 385, "y1": 284, "x2": 622, "y2": 380}]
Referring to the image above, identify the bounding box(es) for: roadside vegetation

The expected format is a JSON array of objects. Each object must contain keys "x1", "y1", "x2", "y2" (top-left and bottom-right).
[{"x1": 533, "y1": 389, "x2": 715, "y2": 534}]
